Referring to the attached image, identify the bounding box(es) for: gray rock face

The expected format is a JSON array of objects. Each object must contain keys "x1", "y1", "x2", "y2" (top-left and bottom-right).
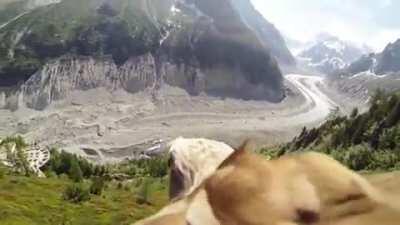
[
  {"x1": 375, "y1": 39, "x2": 400, "y2": 75},
  {"x1": 0, "y1": 0, "x2": 286, "y2": 109},
  {"x1": 15, "y1": 53, "x2": 283, "y2": 110},
  {"x1": 21, "y1": 55, "x2": 158, "y2": 110},
  {"x1": 5, "y1": 53, "x2": 211, "y2": 109}
]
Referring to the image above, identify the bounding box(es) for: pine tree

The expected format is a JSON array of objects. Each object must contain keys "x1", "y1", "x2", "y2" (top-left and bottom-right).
[
  {"x1": 69, "y1": 160, "x2": 83, "y2": 183},
  {"x1": 351, "y1": 115, "x2": 367, "y2": 145},
  {"x1": 385, "y1": 101, "x2": 400, "y2": 128},
  {"x1": 90, "y1": 177, "x2": 105, "y2": 195},
  {"x1": 350, "y1": 108, "x2": 359, "y2": 119}
]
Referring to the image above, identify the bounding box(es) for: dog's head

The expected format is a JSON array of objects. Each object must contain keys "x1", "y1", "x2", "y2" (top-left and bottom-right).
[{"x1": 139, "y1": 143, "x2": 320, "y2": 225}]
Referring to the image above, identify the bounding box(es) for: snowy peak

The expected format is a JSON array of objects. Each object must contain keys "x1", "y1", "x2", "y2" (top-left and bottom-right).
[
  {"x1": 340, "y1": 38, "x2": 400, "y2": 77},
  {"x1": 297, "y1": 34, "x2": 371, "y2": 75}
]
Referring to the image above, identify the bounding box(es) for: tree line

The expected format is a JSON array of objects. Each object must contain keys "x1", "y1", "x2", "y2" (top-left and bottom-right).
[{"x1": 278, "y1": 90, "x2": 400, "y2": 171}]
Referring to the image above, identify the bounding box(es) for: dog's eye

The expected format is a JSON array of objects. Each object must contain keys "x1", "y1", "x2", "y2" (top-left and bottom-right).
[{"x1": 168, "y1": 155, "x2": 174, "y2": 167}]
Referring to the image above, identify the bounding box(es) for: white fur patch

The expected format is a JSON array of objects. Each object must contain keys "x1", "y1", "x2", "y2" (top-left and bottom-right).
[{"x1": 168, "y1": 137, "x2": 234, "y2": 196}]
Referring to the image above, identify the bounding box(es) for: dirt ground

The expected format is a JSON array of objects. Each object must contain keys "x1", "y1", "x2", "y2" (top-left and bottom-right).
[{"x1": 0, "y1": 74, "x2": 361, "y2": 163}]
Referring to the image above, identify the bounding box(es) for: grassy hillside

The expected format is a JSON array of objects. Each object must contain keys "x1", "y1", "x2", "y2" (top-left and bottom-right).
[
  {"x1": 0, "y1": 146, "x2": 169, "y2": 225},
  {"x1": 0, "y1": 174, "x2": 167, "y2": 225}
]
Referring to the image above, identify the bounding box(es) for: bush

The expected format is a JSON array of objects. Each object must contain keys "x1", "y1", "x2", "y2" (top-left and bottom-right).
[
  {"x1": 68, "y1": 160, "x2": 83, "y2": 183},
  {"x1": 89, "y1": 177, "x2": 105, "y2": 195},
  {"x1": 328, "y1": 146, "x2": 400, "y2": 171},
  {"x1": 136, "y1": 178, "x2": 151, "y2": 205},
  {"x1": 63, "y1": 183, "x2": 90, "y2": 203},
  {"x1": 145, "y1": 157, "x2": 168, "y2": 178},
  {"x1": 122, "y1": 156, "x2": 168, "y2": 178},
  {"x1": 342, "y1": 145, "x2": 372, "y2": 171},
  {"x1": 0, "y1": 166, "x2": 6, "y2": 179},
  {"x1": 369, "y1": 150, "x2": 400, "y2": 171},
  {"x1": 44, "y1": 149, "x2": 97, "y2": 179},
  {"x1": 259, "y1": 147, "x2": 282, "y2": 159}
]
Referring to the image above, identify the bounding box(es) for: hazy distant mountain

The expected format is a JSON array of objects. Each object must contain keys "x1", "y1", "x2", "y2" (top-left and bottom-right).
[
  {"x1": 338, "y1": 39, "x2": 400, "y2": 76},
  {"x1": 375, "y1": 39, "x2": 400, "y2": 74},
  {"x1": 298, "y1": 34, "x2": 371, "y2": 75},
  {"x1": 0, "y1": 0, "x2": 286, "y2": 110}
]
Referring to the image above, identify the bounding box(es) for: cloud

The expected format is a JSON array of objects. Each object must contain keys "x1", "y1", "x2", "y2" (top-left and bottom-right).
[
  {"x1": 379, "y1": 0, "x2": 392, "y2": 8},
  {"x1": 251, "y1": 0, "x2": 400, "y2": 51}
]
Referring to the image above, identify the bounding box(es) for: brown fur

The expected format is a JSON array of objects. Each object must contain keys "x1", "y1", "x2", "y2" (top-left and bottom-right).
[{"x1": 134, "y1": 145, "x2": 400, "y2": 225}]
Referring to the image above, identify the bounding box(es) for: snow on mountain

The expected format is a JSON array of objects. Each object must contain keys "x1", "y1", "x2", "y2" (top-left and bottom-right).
[
  {"x1": 297, "y1": 34, "x2": 372, "y2": 75},
  {"x1": 337, "y1": 39, "x2": 400, "y2": 78}
]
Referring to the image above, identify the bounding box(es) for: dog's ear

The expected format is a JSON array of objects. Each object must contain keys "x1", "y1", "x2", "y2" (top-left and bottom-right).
[{"x1": 217, "y1": 140, "x2": 250, "y2": 169}]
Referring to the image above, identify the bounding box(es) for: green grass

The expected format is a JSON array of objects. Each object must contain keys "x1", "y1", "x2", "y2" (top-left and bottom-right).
[{"x1": 0, "y1": 174, "x2": 168, "y2": 225}]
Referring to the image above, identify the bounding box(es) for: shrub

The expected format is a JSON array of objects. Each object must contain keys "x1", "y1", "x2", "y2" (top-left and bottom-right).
[
  {"x1": 123, "y1": 156, "x2": 168, "y2": 178},
  {"x1": 342, "y1": 145, "x2": 372, "y2": 171},
  {"x1": 117, "y1": 182, "x2": 123, "y2": 190},
  {"x1": 63, "y1": 183, "x2": 90, "y2": 203},
  {"x1": 145, "y1": 157, "x2": 168, "y2": 178},
  {"x1": 68, "y1": 160, "x2": 83, "y2": 183},
  {"x1": 44, "y1": 149, "x2": 97, "y2": 179},
  {"x1": 89, "y1": 177, "x2": 105, "y2": 195},
  {"x1": 369, "y1": 150, "x2": 400, "y2": 171},
  {"x1": 328, "y1": 146, "x2": 400, "y2": 171},
  {"x1": 0, "y1": 166, "x2": 6, "y2": 179},
  {"x1": 136, "y1": 178, "x2": 151, "y2": 205},
  {"x1": 259, "y1": 147, "x2": 282, "y2": 159}
]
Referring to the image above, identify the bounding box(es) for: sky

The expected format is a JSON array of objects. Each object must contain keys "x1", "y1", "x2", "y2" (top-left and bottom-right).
[{"x1": 251, "y1": 0, "x2": 400, "y2": 51}]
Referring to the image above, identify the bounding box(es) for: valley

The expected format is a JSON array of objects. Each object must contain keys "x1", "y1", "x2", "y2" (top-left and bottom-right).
[
  {"x1": 0, "y1": 74, "x2": 345, "y2": 162},
  {"x1": 0, "y1": 1, "x2": 399, "y2": 225}
]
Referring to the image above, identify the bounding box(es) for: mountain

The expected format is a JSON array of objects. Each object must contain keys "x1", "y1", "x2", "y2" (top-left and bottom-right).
[
  {"x1": 231, "y1": 0, "x2": 295, "y2": 67},
  {"x1": 375, "y1": 39, "x2": 400, "y2": 75},
  {"x1": 338, "y1": 39, "x2": 400, "y2": 76},
  {"x1": 298, "y1": 34, "x2": 371, "y2": 75},
  {"x1": 0, "y1": 0, "x2": 285, "y2": 110}
]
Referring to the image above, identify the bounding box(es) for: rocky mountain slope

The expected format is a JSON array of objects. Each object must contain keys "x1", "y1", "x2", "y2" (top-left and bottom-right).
[
  {"x1": 337, "y1": 39, "x2": 400, "y2": 76},
  {"x1": 376, "y1": 39, "x2": 400, "y2": 74},
  {"x1": 325, "y1": 39, "x2": 400, "y2": 105},
  {"x1": 231, "y1": 0, "x2": 295, "y2": 67},
  {"x1": 0, "y1": 0, "x2": 292, "y2": 110},
  {"x1": 298, "y1": 34, "x2": 371, "y2": 75}
]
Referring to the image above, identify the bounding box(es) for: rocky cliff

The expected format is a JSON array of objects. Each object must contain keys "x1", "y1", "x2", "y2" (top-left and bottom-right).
[
  {"x1": 0, "y1": 0, "x2": 288, "y2": 110},
  {"x1": 231, "y1": 0, "x2": 295, "y2": 67}
]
